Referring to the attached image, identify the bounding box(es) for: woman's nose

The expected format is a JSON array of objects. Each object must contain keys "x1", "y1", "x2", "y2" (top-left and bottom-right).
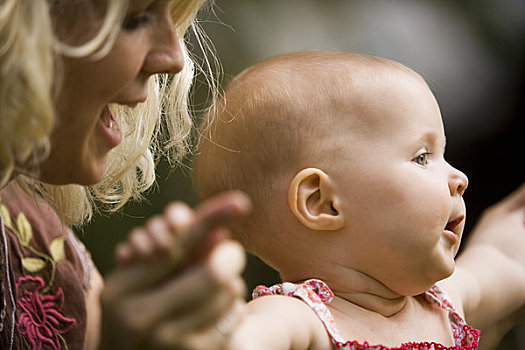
[
  {"x1": 143, "y1": 14, "x2": 184, "y2": 75},
  {"x1": 448, "y1": 165, "x2": 468, "y2": 197}
]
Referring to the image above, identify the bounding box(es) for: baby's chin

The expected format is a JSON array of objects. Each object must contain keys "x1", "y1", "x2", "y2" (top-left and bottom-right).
[
  {"x1": 394, "y1": 269, "x2": 456, "y2": 297},
  {"x1": 424, "y1": 264, "x2": 456, "y2": 293}
]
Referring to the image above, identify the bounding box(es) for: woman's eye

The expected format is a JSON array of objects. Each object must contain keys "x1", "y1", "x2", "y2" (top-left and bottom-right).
[
  {"x1": 122, "y1": 14, "x2": 151, "y2": 31},
  {"x1": 413, "y1": 153, "x2": 429, "y2": 166}
]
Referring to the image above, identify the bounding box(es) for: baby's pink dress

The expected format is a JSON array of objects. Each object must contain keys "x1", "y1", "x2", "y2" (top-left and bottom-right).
[{"x1": 253, "y1": 279, "x2": 480, "y2": 350}]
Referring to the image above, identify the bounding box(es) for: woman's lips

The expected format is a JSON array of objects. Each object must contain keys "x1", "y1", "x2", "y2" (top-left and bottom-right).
[{"x1": 99, "y1": 105, "x2": 122, "y2": 148}]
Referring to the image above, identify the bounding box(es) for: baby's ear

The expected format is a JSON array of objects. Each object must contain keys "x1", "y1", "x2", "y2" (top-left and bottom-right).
[{"x1": 288, "y1": 168, "x2": 344, "y2": 230}]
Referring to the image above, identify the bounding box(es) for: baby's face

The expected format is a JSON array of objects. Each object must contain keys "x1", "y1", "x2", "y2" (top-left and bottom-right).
[{"x1": 331, "y1": 71, "x2": 468, "y2": 295}]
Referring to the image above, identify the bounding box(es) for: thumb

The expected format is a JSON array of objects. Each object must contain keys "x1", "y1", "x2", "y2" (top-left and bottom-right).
[{"x1": 206, "y1": 239, "x2": 247, "y2": 284}]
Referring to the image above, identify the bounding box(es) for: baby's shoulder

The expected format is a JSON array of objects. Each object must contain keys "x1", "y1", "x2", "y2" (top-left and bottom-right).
[
  {"x1": 246, "y1": 292, "x2": 324, "y2": 324},
  {"x1": 247, "y1": 294, "x2": 316, "y2": 314},
  {"x1": 230, "y1": 294, "x2": 331, "y2": 350}
]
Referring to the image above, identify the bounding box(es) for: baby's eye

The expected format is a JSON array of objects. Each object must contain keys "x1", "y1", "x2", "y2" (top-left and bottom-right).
[{"x1": 412, "y1": 153, "x2": 429, "y2": 166}]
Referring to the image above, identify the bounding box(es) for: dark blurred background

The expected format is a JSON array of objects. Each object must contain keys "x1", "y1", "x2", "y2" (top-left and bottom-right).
[{"x1": 81, "y1": 0, "x2": 524, "y2": 348}]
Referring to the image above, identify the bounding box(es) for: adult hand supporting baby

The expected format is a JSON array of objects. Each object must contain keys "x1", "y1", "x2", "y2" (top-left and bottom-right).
[{"x1": 100, "y1": 191, "x2": 251, "y2": 350}]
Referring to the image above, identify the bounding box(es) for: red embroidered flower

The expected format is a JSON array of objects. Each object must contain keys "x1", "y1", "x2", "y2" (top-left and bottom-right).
[{"x1": 16, "y1": 276, "x2": 76, "y2": 350}]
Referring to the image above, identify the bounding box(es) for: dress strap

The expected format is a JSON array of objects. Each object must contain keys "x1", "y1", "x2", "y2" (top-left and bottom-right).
[
  {"x1": 253, "y1": 279, "x2": 347, "y2": 344},
  {"x1": 424, "y1": 285, "x2": 480, "y2": 348}
]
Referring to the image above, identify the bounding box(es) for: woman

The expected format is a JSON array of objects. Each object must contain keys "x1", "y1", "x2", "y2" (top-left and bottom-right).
[{"x1": 0, "y1": 0, "x2": 248, "y2": 349}]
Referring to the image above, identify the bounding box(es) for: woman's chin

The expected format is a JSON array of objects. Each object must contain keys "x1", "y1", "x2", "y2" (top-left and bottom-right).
[
  {"x1": 38, "y1": 158, "x2": 108, "y2": 186},
  {"x1": 68, "y1": 164, "x2": 108, "y2": 186}
]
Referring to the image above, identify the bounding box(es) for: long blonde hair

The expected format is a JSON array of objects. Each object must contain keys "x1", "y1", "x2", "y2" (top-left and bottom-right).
[{"x1": 0, "y1": 0, "x2": 213, "y2": 225}]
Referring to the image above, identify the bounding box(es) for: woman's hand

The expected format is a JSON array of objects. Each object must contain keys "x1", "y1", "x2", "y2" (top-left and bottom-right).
[{"x1": 100, "y1": 191, "x2": 251, "y2": 349}]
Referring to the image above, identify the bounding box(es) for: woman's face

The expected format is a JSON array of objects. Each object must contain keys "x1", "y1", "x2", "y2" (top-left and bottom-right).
[{"x1": 39, "y1": 0, "x2": 184, "y2": 185}]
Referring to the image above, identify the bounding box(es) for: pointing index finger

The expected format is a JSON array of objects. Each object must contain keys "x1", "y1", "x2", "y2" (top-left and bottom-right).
[{"x1": 168, "y1": 190, "x2": 252, "y2": 265}]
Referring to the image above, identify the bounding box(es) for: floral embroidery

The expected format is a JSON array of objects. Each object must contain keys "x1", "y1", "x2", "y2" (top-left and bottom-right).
[
  {"x1": 0, "y1": 203, "x2": 74, "y2": 350},
  {"x1": 16, "y1": 276, "x2": 75, "y2": 350}
]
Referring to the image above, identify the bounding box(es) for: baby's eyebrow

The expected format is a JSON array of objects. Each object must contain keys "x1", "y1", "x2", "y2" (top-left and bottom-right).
[{"x1": 409, "y1": 131, "x2": 445, "y2": 150}]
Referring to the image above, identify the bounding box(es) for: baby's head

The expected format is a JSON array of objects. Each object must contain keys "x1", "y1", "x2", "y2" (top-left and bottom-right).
[{"x1": 195, "y1": 51, "x2": 468, "y2": 295}]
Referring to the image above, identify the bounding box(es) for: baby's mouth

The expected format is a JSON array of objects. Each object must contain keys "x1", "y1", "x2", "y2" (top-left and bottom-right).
[{"x1": 445, "y1": 216, "x2": 464, "y2": 236}]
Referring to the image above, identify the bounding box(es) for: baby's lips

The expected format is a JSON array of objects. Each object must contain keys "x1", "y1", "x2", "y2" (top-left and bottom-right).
[{"x1": 445, "y1": 215, "x2": 464, "y2": 235}]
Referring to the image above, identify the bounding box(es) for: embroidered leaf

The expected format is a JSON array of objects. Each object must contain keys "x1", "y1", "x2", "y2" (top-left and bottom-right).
[
  {"x1": 0, "y1": 204, "x2": 12, "y2": 229},
  {"x1": 16, "y1": 212, "x2": 33, "y2": 246},
  {"x1": 22, "y1": 257, "x2": 46, "y2": 272},
  {"x1": 50, "y1": 237, "x2": 65, "y2": 262}
]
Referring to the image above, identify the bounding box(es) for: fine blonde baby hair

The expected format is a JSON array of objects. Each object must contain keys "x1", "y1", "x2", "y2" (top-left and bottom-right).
[{"x1": 195, "y1": 51, "x2": 421, "y2": 257}]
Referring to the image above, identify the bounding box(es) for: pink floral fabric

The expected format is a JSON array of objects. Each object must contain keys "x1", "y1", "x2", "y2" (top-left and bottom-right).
[
  {"x1": 253, "y1": 279, "x2": 481, "y2": 350},
  {"x1": 424, "y1": 287, "x2": 480, "y2": 349}
]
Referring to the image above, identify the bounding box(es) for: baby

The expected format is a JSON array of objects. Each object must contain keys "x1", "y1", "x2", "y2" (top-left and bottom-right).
[{"x1": 193, "y1": 51, "x2": 525, "y2": 349}]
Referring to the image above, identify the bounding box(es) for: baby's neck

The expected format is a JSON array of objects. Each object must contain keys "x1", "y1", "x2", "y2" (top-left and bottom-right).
[
  {"x1": 330, "y1": 282, "x2": 408, "y2": 317},
  {"x1": 282, "y1": 266, "x2": 409, "y2": 317}
]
